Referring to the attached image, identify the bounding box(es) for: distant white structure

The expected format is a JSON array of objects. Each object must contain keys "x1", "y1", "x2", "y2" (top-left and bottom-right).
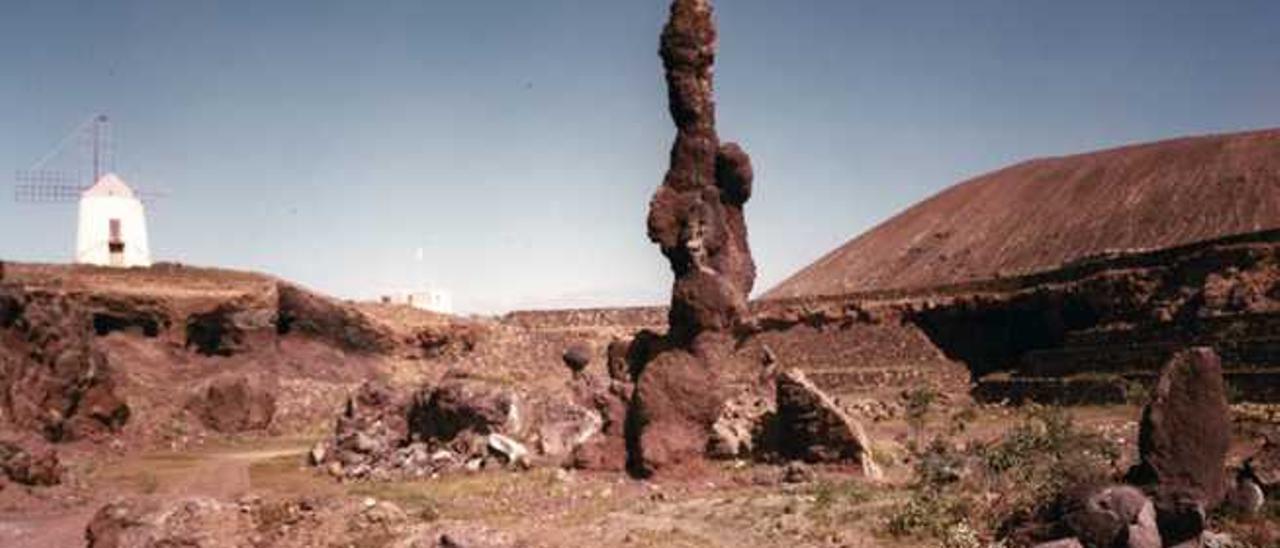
[
  {"x1": 75, "y1": 173, "x2": 151, "y2": 267},
  {"x1": 382, "y1": 288, "x2": 453, "y2": 314}
]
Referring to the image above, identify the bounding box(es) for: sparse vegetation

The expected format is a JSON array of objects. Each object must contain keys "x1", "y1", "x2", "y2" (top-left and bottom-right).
[
  {"x1": 884, "y1": 404, "x2": 1120, "y2": 546},
  {"x1": 904, "y1": 386, "x2": 940, "y2": 447}
]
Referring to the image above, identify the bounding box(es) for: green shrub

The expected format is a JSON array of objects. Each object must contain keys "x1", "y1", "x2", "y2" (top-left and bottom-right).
[{"x1": 976, "y1": 405, "x2": 1119, "y2": 540}]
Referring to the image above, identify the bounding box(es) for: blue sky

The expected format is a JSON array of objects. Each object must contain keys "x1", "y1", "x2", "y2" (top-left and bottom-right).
[{"x1": 2, "y1": 1, "x2": 1278, "y2": 313}]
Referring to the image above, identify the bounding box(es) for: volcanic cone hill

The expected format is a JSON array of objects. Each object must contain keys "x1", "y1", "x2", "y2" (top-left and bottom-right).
[{"x1": 767, "y1": 128, "x2": 1280, "y2": 299}]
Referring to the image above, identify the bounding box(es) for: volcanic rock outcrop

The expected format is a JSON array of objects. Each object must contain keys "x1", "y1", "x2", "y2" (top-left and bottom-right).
[
  {"x1": 627, "y1": 0, "x2": 758, "y2": 478},
  {"x1": 186, "y1": 373, "x2": 279, "y2": 433},
  {"x1": 774, "y1": 368, "x2": 878, "y2": 478},
  {"x1": 0, "y1": 288, "x2": 130, "y2": 442},
  {"x1": 1127, "y1": 348, "x2": 1231, "y2": 504},
  {"x1": 0, "y1": 439, "x2": 63, "y2": 487},
  {"x1": 1124, "y1": 347, "x2": 1231, "y2": 545},
  {"x1": 312, "y1": 374, "x2": 605, "y2": 481}
]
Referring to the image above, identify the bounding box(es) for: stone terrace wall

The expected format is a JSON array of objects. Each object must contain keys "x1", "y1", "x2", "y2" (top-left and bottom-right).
[{"x1": 501, "y1": 307, "x2": 667, "y2": 331}]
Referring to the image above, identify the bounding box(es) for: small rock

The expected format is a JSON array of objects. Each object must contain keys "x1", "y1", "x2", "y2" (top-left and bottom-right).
[
  {"x1": 487, "y1": 434, "x2": 529, "y2": 468},
  {"x1": 781, "y1": 461, "x2": 815, "y2": 484},
  {"x1": 562, "y1": 342, "x2": 593, "y2": 374},
  {"x1": 1224, "y1": 475, "x2": 1264, "y2": 516},
  {"x1": 1153, "y1": 487, "x2": 1207, "y2": 547},
  {"x1": 309, "y1": 442, "x2": 327, "y2": 465}
]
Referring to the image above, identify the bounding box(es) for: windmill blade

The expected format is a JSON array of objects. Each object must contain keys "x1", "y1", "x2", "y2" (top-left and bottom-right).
[
  {"x1": 134, "y1": 187, "x2": 169, "y2": 204},
  {"x1": 14, "y1": 183, "x2": 83, "y2": 203}
]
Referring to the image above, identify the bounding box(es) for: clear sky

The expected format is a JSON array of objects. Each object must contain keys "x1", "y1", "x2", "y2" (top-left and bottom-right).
[{"x1": 2, "y1": 1, "x2": 1278, "y2": 313}]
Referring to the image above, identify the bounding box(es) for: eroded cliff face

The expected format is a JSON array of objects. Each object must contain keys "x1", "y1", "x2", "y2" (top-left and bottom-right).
[{"x1": 0, "y1": 288, "x2": 130, "y2": 442}]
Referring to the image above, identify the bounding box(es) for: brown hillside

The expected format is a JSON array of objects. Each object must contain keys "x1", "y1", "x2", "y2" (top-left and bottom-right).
[{"x1": 766, "y1": 128, "x2": 1280, "y2": 299}]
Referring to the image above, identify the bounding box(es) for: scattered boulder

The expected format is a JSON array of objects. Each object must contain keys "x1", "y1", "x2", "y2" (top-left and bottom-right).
[
  {"x1": 1152, "y1": 487, "x2": 1208, "y2": 547},
  {"x1": 1127, "y1": 347, "x2": 1230, "y2": 506},
  {"x1": 707, "y1": 389, "x2": 774, "y2": 459},
  {"x1": 1061, "y1": 484, "x2": 1160, "y2": 548},
  {"x1": 312, "y1": 381, "x2": 410, "y2": 480},
  {"x1": 1243, "y1": 439, "x2": 1280, "y2": 495},
  {"x1": 187, "y1": 373, "x2": 278, "y2": 433},
  {"x1": 431, "y1": 524, "x2": 517, "y2": 548},
  {"x1": 562, "y1": 341, "x2": 592, "y2": 374},
  {"x1": 1224, "y1": 473, "x2": 1265, "y2": 516},
  {"x1": 486, "y1": 434, "x2": 529, "y2": 468},
  {"x1": 533, "y1": 399, "x2": 602, "y2": 461},
  {"x1": 774, "y1": 368, "x2": 879, "y2": 478}
]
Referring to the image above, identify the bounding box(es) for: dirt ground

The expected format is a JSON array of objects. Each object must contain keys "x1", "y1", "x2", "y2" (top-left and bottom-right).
[{"x1": 0, "y1": 403, "x2": 1151, "y2": 548}]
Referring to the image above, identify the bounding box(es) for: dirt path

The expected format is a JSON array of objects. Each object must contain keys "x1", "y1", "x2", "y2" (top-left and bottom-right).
[{"x1": 0, "y1": 444, "x2": 310, "y2": 548}]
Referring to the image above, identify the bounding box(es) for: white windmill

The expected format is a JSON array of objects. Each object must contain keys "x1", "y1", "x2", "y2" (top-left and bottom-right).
[{"x1": 13, "y1": 115, "x2": 162, "y2": 267}]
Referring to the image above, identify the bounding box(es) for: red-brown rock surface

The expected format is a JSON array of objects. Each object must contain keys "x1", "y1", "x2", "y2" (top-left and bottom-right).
[
  {"x1": 646, "y1": 0, "x2": 756, "y2": 345},
  {"x1": 1128, "y1": 347, "x2": 1231, "y2": 505},
  {"x1": 768, "y1": 128, "x2": 1280, "y2": 299},
  {"x1": 0, "y1": 289, "x2": 130, "y2": 442},
  {"x1": 187, "y1": 373, "x2": 279, "y2": 433},
  {"x1": 628, "y1": 0, "x2": 758, "y2": 478},
  {"x1": 774, "y1": 369, "x2": 877, "y2": 477}
]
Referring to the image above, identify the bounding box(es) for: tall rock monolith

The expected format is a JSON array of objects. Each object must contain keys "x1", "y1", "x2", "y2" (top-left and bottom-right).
[
  {"x1": 627, "y1": 0, "x2": 758, "y2": 478},
  {"x1": 1127, "y1": 347, "x2": 1230, "y2": 543}
]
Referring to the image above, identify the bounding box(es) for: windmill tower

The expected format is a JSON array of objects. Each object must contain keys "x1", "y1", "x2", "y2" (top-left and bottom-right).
[{"x1": 14, "y1": 115, "x2": 160, "y2": 267}]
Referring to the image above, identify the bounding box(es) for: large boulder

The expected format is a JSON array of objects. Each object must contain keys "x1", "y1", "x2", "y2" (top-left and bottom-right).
[
  {"x1": 626, "y1": 349, "x2": 724, "y2": 477},
  {"x1": 188, "y1": 373, "x2": 278, "y2": 433},
  {"x1": 1127, "y1": 347, "x2": 1231, "y2": 506},
  {"x1": 561, "y1": 342, "x2": 593, "y2": 375},
  {"x1": 86, "y1": 498, "x2": 252, "y2": 548},
  {"x1": 407, "y1": 376, "x2": 522, "y2": 442},
  {"x1": 1061, "y1": 484, "x2": 1161, "y2": 548},
  {"x1": 774, "y1": 368, "x2": 879, "y2": 478}
]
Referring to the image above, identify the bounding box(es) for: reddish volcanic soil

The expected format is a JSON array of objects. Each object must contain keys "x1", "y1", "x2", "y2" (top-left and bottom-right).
[{"x1": 767, "y1": 128, "x2": 1280, "y2": 299}]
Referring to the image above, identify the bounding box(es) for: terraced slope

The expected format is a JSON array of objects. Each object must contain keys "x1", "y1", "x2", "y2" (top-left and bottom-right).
[{"x1": 768, "y1": 128, "x2": 1280, "y2": 299}]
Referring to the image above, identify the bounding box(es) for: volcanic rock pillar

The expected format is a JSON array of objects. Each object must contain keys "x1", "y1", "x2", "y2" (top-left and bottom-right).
[{"x1": 628, "y1": 0, "x2": 757, "y2": 478}]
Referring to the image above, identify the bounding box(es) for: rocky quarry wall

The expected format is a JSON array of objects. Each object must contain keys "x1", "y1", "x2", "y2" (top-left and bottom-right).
[{"x1": 507, "y1": 229, "x2": 1280, "y2": 406}]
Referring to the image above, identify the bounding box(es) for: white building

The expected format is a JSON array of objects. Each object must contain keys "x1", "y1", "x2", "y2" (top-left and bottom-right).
[
  {"x1": 75, "y1": 173, "x2": 151, "y2": 267},
  {"x1": 382, "y1": 288, "x2": 453, "y2": 314}
]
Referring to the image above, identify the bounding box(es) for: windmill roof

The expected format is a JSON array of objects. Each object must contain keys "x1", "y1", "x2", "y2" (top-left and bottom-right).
[{"x1": 82, "y1": 173, "x2": 136, "y2": 199}]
